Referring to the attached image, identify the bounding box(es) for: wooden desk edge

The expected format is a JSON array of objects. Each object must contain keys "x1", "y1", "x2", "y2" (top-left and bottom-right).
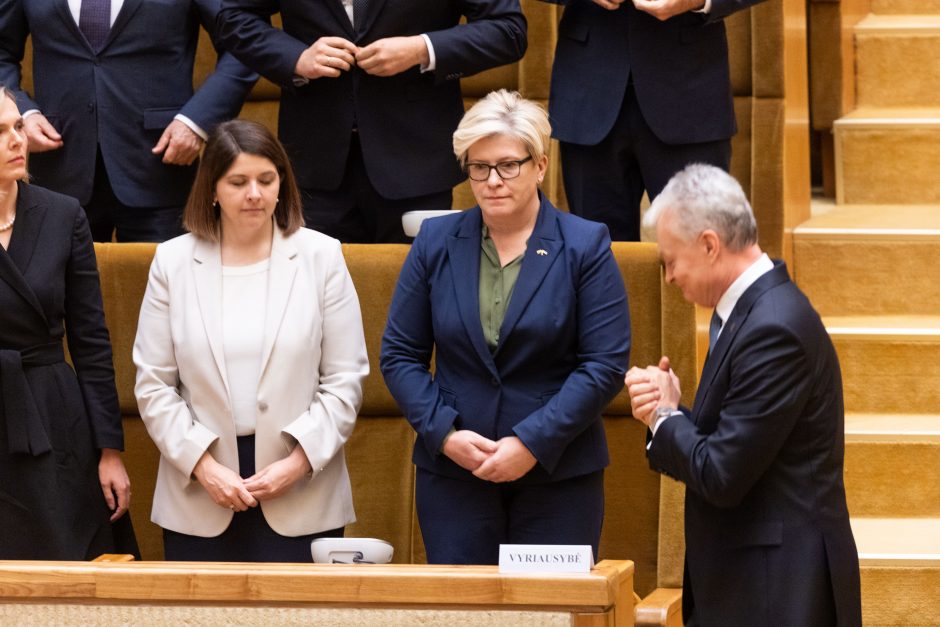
[{"x1": 0, "y1": 558, "x2": 634, "y2": 609}]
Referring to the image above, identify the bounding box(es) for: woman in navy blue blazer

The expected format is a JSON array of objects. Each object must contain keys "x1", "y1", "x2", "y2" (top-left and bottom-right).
[{"x1": 381, "y1": 90, "x2": 631, "y2": 565}]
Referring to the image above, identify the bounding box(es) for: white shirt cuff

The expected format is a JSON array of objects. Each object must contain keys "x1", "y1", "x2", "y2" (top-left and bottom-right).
[
  {"x1": 694, "y1": 0, "x2": 712, "y2": 13},
  {"x1": 646, "y1": 410, "x2": 680, "y2": 450},
  {"x1": 420, "y1": 33, "x2": 436, "y2": 73},
  {"x1": 22, "y1": 109, "x2": 41, "y2": 118},
  {"x1": 173, "y1": 114, "x2": 207, "y2": 141}
]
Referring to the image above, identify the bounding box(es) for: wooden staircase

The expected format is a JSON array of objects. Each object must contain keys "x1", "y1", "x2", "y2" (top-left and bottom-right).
[{"x1": 795, "y1": 2, "x2": 940, "y2": 621}]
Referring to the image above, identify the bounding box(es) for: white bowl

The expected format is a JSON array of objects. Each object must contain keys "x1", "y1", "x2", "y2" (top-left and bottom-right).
[
  {"x1": 311, "y1": 537, "x2": 394, "y2": 564},
  {"x1": 401, "y1": 209, "x2": 462, "y2": 237}
]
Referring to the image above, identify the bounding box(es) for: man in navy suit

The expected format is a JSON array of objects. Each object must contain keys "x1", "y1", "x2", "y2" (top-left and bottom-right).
[
  {"x1": 0, "y1": 0, "x2": 257, "y2": 242},
  {"x1": 217, "y1": 0, "x2": 527, "y2": 243},
  {"x1": 542, "y1": 0, "x2": 763, "y2": 241},
  {"x1": 626, "y1": 164, "x2": 862, "y2": 625},
  {"x1": 626, "y1": 164, "x2": 861, "y2": 626}
]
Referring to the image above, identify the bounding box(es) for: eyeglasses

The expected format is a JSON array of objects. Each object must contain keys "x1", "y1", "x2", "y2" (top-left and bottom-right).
[{"x1": 465, "y1": 156, "x2": 532, "y2": 181}]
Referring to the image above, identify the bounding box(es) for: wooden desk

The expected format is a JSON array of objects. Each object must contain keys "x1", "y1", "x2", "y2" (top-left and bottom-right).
[{"x1": 0, "y1": 558, "x2": 634, "y2": 626}]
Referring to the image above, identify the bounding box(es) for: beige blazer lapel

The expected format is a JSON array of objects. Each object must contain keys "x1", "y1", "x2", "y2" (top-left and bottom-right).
[
  {"x1": 259, "y1": 228, "x2": 298, "y2": 378},
  {"x1": 192, "y1": 237, "x2": 231, "y2": 400}
]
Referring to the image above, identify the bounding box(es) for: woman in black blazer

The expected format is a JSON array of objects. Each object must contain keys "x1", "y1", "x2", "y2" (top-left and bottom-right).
[{"x1": 0, "y1": 87, "x2": 136, "y2": 559}]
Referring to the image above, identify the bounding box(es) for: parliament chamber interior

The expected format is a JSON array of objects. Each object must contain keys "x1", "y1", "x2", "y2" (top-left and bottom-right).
[{"x1": 2, "y1": 0, "x2": 939, "y2": 624}]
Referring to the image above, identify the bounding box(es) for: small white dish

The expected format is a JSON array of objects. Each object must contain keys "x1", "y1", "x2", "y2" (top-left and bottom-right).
[{"x1": 401, "y1": 209, "x2": 462, "y2": 237}]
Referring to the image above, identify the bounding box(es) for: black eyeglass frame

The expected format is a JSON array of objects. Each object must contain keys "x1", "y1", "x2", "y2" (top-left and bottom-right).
[{"x1": 464, "y1": 155, "x2": 533, "y2": 181}]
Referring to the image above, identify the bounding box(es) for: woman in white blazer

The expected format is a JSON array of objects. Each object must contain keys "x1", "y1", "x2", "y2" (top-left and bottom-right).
[{"x1": 133, "y1": 120, "x2": 368, "y2": 561}]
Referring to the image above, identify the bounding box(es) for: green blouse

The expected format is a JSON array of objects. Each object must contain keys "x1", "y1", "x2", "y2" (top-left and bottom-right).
[{"x1": 479, "y1": 224, "x2": 524, "y2": 351}]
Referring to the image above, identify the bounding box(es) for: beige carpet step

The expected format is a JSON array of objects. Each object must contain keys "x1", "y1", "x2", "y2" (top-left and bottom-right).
[
  {"x1": 871, "y1": 0, "x2": 940, "y2": 14},
  {"x1": 824, "y1": 317, "x2": 940, "y2": 414},
  {"x1": 855, "y1": 518, "x2": 940, "y2": 625},
  {"x1": 834, "y1": 109, "x2": 940, "y2": 204},
  {"x1": 845, "y1": 415, "x2": 940, "y2": 517},
  {"x1": 855, "y1": 16, "x2": 940, "y2": 108},
  {"x1": 794, "y1": 203, "x2": 940, "y2": 316}
]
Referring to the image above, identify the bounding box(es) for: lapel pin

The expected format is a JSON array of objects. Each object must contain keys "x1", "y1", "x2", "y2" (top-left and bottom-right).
[{"x1": 536, "y1": 249, "x2": 548, "y2": 256}]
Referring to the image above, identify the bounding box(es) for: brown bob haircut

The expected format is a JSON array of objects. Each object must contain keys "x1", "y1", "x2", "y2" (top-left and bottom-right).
[{"x1": 184, "y1": 119, "x2": 303, "y2": 240}]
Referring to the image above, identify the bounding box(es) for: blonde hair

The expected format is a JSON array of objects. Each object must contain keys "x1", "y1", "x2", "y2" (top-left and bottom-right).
[{"x1": 452, "y1": 90, "x2": 551, "y2": 167}]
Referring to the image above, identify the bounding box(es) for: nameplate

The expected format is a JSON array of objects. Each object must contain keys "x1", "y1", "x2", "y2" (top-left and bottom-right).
[{"x1": 498, "y1": 544, "x2": 594, "y2": 574}]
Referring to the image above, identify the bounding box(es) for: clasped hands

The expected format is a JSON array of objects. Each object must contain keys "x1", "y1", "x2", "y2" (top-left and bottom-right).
[
  {"x1": 443, "y1": 430, "x2": 537, "y2": 483},
  {"x1": 625, "y1": 356, "x2": 682, "y2": 428},
  {"x1": 294, "y1": 35, "x2": 430, "y2": 80},
  {"x1": 193, "y1": 446, "x2": 312, "y2": 512},
  {"x1": 591, "y1": 0, "x2": 706, "y2": 21}
]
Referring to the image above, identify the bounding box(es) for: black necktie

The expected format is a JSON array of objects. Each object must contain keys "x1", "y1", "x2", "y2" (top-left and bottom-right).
[
  {"x1": 352, "y1": 0, "x2": 368, "y2": 29},
  {"x1": 708, "y1": 310, "x2": 722, "y2": 355},
  {"x1": 79, "y1": 0, "x2": 111, "y2": 51}
]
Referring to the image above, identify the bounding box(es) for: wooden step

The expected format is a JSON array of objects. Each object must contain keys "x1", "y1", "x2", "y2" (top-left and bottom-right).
[
  {"x1": 854, "y1": 518, "x2": 940, "y2": 625},
  {"x1": 794, "y1": 202, "x2": 940, "y2": 316},
  {"x1": 845, "y1": 414, "x2": 940, "y2": 517},
  {"x1": 871, "y1": 0, "x2": 940, "y2": 14},
  {"x1": 855, "y1": 16, "x2": 940, "y2": 108},
  {"x1": 824, "y1": 316, "x2": 940, "y2": 414},
  {"x1": 834, "y1": 109, "x2": 940, "y2": 204}
]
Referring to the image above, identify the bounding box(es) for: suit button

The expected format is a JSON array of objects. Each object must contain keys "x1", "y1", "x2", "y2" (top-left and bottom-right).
[
  {"x1": 490, "y1": 377, "x2": 499, "y2": 387},
  {"x1": 87, "y1": 103, "x2": 94, "y2": 112},
  {"x1": 258, "y1": 401, "x2": 268, "y2": 413}
]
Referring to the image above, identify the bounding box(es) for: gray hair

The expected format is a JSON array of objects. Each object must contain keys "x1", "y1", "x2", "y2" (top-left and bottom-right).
[
  {"x1": 643, "y1": 164, "x2": 757, "y2": 251},
  {"x1": 453, "y1": 89, "x2": 551, "y2": 167}
]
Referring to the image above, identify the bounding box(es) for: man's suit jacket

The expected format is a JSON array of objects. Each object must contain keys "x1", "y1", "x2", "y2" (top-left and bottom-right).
[
  {"x1": 543, "y1": 0, "x2": 762, "y2": 147},
  {"x1": 0, "y1": 182, "x2": 123, "y2": 558},
  {"x1": 217, "y1": 0, "x2": 527, "y2": 200},
  {"x1": 649, "y1": 262, "x2": 862, "y2": 626},
  {"x1": 133, "y1": 227, "x2": 368, "y2": 537},
  {"x1": 0, "y1": 0, "x2": 256, "y2": 207},
  {"x1": 381, "y1": 197, "x2": 630, "y2": 482}
]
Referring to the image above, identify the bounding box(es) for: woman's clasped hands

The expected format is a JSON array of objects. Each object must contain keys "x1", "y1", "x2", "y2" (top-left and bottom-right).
[
  {"x1": 442, "y1": 430, "x2": 536, "y2": 484},
  {"x1": 192, "y1": 447, "x2": 312, "y2": 512}
]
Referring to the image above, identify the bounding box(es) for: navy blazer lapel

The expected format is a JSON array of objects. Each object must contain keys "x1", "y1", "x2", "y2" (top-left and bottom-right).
[
  {"x1": 53, "y1": 0, "x2": 88, "y2": 49},
  {"x1": 445, "y1": 208, "x2": 498, "y2": 377},
  {"x1": 0, "y1": 184, "x2": 49, "y2": 326},
  {"x1": 692, "y1": 261, "x2": 791, "y2": 413},
  {"x1": 357, "y1": 0, "x2": 389, "y2": 38},
  {"x1": 493, "y1": 198, "x2": 562, "y2": 359},
  {"x1": 104, "y1": 0, "x2": 144, "y2": 49},
  {"x1": 328, "y1": 0, "x2": 355, "y2": 38}
]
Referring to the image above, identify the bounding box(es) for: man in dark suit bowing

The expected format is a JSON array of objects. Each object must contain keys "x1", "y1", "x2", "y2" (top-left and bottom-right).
[
  {"x1": 0, "y1": 0, "x2": 257, "y2": 242},
  {"x1": 217, "y1": 0, "x2": 527, "y2": 243},
  {"x1": 541, "y1": 0, "x2": 764, "y2": 241},
  {"x1": 625, "y1": 164, "x2": 862, "y2": 626}
]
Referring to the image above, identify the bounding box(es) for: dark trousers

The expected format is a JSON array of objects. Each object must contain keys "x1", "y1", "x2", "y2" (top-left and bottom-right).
[
  {"x1": 163, "y1": 435, "x2": 343, "y2": 562},
  {"x1": 301, "y1": 133, "x2": 453, "y2": 243},
  {"x1": 560, "y1": 83, "x2": 732, "y2": 241},
  {"x1": 85, "y1": 150, "x2": 185, "y2": 243},
  {"x1": 416, "y1": 468, "x2": 604, "y2": 565}
]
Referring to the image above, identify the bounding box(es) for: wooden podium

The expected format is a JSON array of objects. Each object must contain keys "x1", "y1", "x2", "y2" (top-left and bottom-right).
[{"x1": 0, "y1": 559, "x2": 634, "y2": 626}]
